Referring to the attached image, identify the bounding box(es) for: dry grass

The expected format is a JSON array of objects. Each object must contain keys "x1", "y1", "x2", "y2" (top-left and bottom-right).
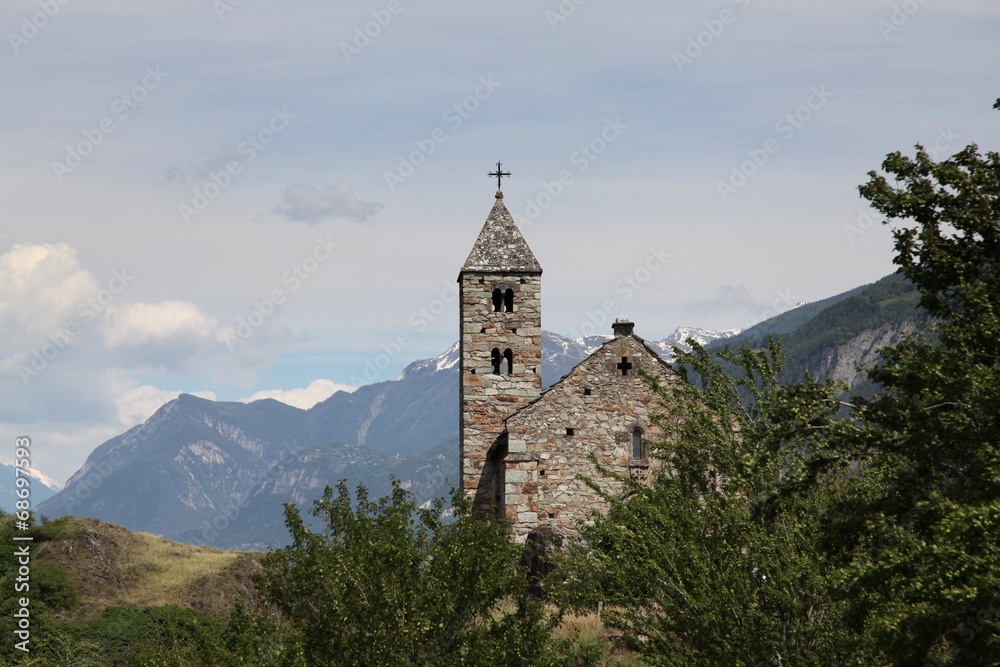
[
  {"x1": 35, "y1": 516, "x2": 261, "y2": 622},
  {"x1": 553, "y1": 610, "x2": 646, "y2": 666}
]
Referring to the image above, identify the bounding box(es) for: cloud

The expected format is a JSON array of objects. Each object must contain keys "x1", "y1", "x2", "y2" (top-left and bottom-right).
[
  {"x1": 685, "y1": 284, "x2": 761, "y2": 316},
  {"x1": 241, "y1": 378, "x2": 357, "y2": 409},
  {"x1": 0, "y1": 241, "x2": 304, "y2": 481},
  {"x1": 107, "y1": 372, "x2": 217, "y2": 427},
  {"x1": 102, "y1": 301, "x2": 226, "y2": 348},
  {"x1": 273, "y1": 182, "x2": 383, "y2": 224},
  {"x1": 0, "y1": 241, "x2": 287, "y2": 417},
  {"x1": 0, "y1": 242, "x2": 100, "y2": 343}
]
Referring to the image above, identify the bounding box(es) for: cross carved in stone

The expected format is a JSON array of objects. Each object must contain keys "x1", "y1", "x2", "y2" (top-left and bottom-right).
[
  {"x1": 617, "y1": 356, "x2": 633, "y2": 376},
  {"x1": 488, "y1": 161, "x2": 511, "y2": 190}
]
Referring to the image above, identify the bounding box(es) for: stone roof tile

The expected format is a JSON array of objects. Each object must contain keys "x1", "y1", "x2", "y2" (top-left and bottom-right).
[{"x1": 460, "y1": 193, "x2": 542, "y2": 274}]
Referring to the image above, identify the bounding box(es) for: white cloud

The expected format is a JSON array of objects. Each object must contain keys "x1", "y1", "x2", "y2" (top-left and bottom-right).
[
  {"x1": 685, "y1": 285, "x2": 761, "y2": 317},
  {"x1": 0, "y1": 242, "x2": 290, "y2": 479},
  {"x1": 107, "y1": 373, "x2": 217, "y2": 428},
  {"x1": 103, "y1": 300, "x2": 227, "y2": 348},
  {"x1": 241, "y1": 378, "x2": 357, "y2": 409},
  {"x1": 273, "y1": 182, "x2": 383, "y2": 224},
  {"x1": 0, "y1": 242, "x2": 100, "y2": 343}
]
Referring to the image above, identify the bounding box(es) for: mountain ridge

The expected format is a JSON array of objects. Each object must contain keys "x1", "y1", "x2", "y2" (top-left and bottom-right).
[{"x1": 38, "y1": 276, "x2": 922, "y2": 548}]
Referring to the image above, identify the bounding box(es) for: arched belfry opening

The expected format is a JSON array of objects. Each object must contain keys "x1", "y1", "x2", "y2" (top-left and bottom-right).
[
  {"x1": 492, "y1": 288, "x2": 503, "y2": 312},
  {"x1": 504, "y1": 288, "x2": 514, "y2": 312},
  {"x1": 503, "y1": 348, "x2": 513, "y2": 374},
  {"x1": 491, "y1": 348, "x2": 502, "y2": 374}
]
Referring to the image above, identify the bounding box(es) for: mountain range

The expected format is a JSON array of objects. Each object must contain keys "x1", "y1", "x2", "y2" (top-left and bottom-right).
[
  {"x1": 1, "y1": 463, "x2": 62, "y2": 513},
  {"x1": 38, "y1": 274, "x2": 922, "y2": 549}
]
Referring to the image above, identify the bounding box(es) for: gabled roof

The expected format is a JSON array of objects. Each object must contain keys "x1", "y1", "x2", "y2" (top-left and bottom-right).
[
  {"x1": 505, "y1": 332, "x2": 677, "y2": 423},
  {"x1": 459, "y1": 193, "x2": 542, "y2": 275}
]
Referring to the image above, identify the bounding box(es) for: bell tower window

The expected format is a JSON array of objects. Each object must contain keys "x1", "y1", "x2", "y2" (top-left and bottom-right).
[
  {"x1": 504, "y1": 288, "x2": 514, "y2": 312},
  {"x1": 492, "y1": 289, "x2": 503, "y2": 312},
  {"x1": 491, "y1": 348, "x2": 501, "y2": 374},
  {"x1": 503, "y1": 348, "x2": 513, "y2": 374}
]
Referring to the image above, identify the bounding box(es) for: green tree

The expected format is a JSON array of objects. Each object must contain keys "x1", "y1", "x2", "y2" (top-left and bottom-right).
[
  {"x1": 816, "y1": 99, "x2": 1000, "y2": 664},
  {"x1": 256, "y1": 480, "x2": 557, "y2": 666},
  {"x1": 561, "y1": 341, "x2": 859, "y2": 665}
]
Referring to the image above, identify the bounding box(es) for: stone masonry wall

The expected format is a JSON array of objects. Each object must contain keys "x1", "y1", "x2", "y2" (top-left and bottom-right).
[
  {"x1": 459, "y1": 272, "x2": 542, "y2": 513},
  {"x1": 503, "y1": 332, "x2": 679, "y2": 541}
]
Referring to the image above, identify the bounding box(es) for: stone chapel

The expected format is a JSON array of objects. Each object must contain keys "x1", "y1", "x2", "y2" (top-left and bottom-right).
[{"x1": 458, "y1": 186, "x2": 681, "y2": 542}]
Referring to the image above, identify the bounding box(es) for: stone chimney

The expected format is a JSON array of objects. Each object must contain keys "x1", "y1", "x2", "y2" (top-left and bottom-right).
[{"x1": 612, "y1": 317, "x2": 634, "y2": 337}]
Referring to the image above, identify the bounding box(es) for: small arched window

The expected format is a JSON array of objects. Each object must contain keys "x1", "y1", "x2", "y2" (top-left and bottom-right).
[
  {"x1": 503, "y1": 288, "x2": 514, "y2": 312},
  {"x1": 503, "y1": 348, "x2": 513, "y2": 374},
  {"x1": 632, "y1": 427, "x2": 644, "y2": 459},
  {"x1": 491, "y1": 348, "x2": 502, "y2": 374},
  {"x1": 491, "y1": 289, "x2": 503, "y2": 313}
]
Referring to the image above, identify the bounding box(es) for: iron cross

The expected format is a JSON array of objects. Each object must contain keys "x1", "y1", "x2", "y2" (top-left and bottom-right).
[{"x1": 488, "y1": 161, "x2": 511, "y2": 190}]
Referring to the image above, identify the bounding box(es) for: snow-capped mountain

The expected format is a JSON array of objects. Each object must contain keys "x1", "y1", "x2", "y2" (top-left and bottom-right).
[
  {"x1": 549, "y1": 326, "x2": 743, "y2": 367},
  {"x1": 646, "y1": 326, "x2": 743, "y2": 361},
  {"x1": 395, "y1": 341, "x2": 460, "y2": 380},
  {"x1": 25, "y1": 467, "x2": 63, "y2": 492},
  {"x1": 1, "y1": 463, "x2": 63, "y2": 513},
  {"x1": 399, "y1": 327, "x2": 744, "y2": 390}
]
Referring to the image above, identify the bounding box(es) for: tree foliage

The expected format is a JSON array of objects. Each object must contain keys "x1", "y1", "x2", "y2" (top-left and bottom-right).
[
  {"x1": 560, "y1": 341, "x2": 860, "y2": 665},
  {"x1": 563, "y1": 99, "x2": 1000, "y2": 665},
  {"x1": 817, "y1": 101, "x2": 1000, "y2": 664},
  {"x1": 256, "y1": 480, "x2": 556, "y2": 666}
]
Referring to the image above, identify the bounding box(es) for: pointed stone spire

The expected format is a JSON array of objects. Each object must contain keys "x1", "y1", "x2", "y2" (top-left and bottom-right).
[{"x1": 460, "y1": 192, "x2": 542, "y2": 275}]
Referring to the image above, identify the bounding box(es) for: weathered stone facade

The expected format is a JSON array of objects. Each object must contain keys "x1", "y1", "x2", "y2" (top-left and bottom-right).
[
  {"x1": 458, "y1": 190, "x2": 680, "y2": 541},
  {"x1": 502, "y1": 322, "x2": 679, "y2": 540},
  {"x1": 458, "y1": 192, "x2": 543, "y2": 515}
]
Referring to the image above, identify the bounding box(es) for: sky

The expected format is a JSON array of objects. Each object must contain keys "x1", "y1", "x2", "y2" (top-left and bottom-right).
[{"x1": 1, "y1": 0, "x2": 998, "y2": 483}]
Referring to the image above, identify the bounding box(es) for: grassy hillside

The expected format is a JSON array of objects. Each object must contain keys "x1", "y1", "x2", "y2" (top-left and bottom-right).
[
  {"x1": 1, "y1": 513, "x2": 642, "y2": 665},
  {"x1": 2, "y1": 514, "x2": 259, "y2": 624}
]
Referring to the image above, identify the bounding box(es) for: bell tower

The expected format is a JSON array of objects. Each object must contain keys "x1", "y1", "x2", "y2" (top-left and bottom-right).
[{"x1": 458, "y1": 178, "x2": 542, "y2": 518}]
